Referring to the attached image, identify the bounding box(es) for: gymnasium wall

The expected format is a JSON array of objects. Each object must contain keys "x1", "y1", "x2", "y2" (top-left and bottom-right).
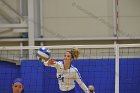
[
  {"x1": 43, "y1": 0, "x2": 113, "y2": 38},
  {"x1": 43, "y1": 0, "x2": 140, "y2": 38},
  {"x1": 0, "y1": 0, "x2": 20, "y2": 38},
  {"x1": 0, "y1": 0, "x2": 140, "y2": 43},
  {"x1": 0, "y1": 58, "x2": 140, "y2": 93}
]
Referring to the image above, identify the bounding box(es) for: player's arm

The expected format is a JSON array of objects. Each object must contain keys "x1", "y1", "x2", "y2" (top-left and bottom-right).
[
  {"x1": 74, "y1": 70, "x2": 89, "y2": 93},
  {"x1": 44, "y1": 59, "x2": 61, "y2": 69}
]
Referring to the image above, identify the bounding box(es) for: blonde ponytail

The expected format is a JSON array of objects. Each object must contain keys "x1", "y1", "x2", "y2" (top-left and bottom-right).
[{"x1": 70, "y1": 47, "x2": 80, "y2": 59}]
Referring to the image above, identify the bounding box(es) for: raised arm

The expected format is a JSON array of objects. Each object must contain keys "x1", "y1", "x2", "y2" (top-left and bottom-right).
[{"x1": 44, "y1": 59, "x2": 62, "y2": 69}]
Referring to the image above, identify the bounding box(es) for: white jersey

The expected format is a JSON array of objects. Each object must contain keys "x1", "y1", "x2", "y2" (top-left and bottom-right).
[{"x1": 44, "y1": 61, "x2": 89, "y2": 93}]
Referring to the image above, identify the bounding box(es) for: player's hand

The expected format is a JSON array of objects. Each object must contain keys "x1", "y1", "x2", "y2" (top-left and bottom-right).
[
  {"x1": 47, "y1": 59, "x2": 56, "y2": 65},
  {"x1": 37, "y1": 55, "x2": 50, "y2": 62},
  {"x1": 38, "y1": 57, "x2": 49, "y2": 62}
]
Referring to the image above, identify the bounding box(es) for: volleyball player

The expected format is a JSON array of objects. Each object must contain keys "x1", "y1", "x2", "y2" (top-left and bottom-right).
[
  {"x1": 44, "y1": 48, "x2": 89, "y2": 93},
  {"x1": 12, "y1": 78, "x2": 24, "y2": 93}
]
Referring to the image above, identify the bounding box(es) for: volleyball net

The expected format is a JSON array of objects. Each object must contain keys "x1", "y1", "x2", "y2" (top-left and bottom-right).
[{"x1": 0, "y1": 44, "x2": 140, "y2": 93}]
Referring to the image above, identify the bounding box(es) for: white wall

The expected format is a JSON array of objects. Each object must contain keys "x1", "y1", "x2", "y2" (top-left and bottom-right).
[
  {"x1": 118, "y1": 0, "x2": 140, "y2": 37},
  {"x1": 42, "y1": 0, "x2": 140, "y2": 39},
  {"x1": 0, "y1": 0, "x2": 140, "y2": 46},
  {"x1": 43, "y1": 0, "x2": 114, "y2": 38}
]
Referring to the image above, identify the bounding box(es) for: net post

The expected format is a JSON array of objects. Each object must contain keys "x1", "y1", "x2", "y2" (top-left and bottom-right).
[{"x1": 115, "y1": 43, "x2": 119, "y2": 93}]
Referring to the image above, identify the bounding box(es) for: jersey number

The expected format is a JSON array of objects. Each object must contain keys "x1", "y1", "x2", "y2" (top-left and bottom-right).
[{"x1": 58, "y1": 75, "x2": 64, "y2": 82}]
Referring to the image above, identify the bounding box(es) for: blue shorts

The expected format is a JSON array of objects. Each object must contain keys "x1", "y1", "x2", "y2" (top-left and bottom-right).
[{"x1": 60, "y1": 88, "x2": 78, "y2": 93}]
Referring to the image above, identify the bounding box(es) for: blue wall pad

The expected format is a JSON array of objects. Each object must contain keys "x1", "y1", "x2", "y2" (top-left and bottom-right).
[{"x1": 0, "y1": 61, "x2": 20, "y2": 93}]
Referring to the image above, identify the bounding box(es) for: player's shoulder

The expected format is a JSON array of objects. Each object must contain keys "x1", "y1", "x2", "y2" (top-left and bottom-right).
[{"x1": 71, "y1": 65, "x2": 78, "y2": 72}]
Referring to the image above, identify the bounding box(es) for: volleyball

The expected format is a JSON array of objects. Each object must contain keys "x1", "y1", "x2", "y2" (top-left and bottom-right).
[{"x1": 36, "y1": 47, "x2": 51, "y2": 62}]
